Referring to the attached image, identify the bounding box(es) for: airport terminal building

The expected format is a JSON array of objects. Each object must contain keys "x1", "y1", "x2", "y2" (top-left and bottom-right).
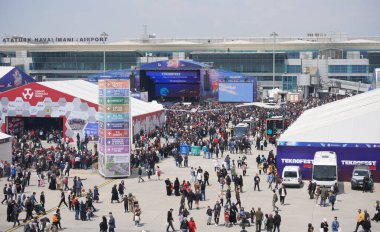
[{"x1": 1, "y1": 33, "x2": 380, "y2": 97}]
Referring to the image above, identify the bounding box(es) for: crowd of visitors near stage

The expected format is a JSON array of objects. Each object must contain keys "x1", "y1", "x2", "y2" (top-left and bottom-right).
[{"x1": 1, "y1": 94, "x2": 377, "y2": 232}]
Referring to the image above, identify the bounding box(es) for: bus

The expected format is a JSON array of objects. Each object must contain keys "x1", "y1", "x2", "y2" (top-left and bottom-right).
[
  {"x1": 233, "y1": 123, "x2": 249, "y2": 140},
  {"x1": 312, "y1": 151, "x2": 338, "y2": 187}
]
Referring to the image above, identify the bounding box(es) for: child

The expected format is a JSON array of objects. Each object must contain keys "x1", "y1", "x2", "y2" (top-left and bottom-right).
[
  {"x1": 156, "y1": 166, "x2": 161, "y2": 181},
  {"x1": 147, "y1": 168, "x2": 152, "y2": 180},
  {"x1": 86, "y1": 208, "x2": 92, "y2": 221},
  {"x1": 224, "y1": 211, "x2": 230, "y2": 227}
]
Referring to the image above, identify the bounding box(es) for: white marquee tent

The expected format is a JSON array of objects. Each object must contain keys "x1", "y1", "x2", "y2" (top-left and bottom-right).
[
  {"x1": 0, "y1": 132, "x2": 12, "y2": 162},
  {"x1": 279, "y1": 88, "x2": 380, "y2": 144},
  {"x1": 40, "y1": 80, "x2": 164, "y2": 117}
]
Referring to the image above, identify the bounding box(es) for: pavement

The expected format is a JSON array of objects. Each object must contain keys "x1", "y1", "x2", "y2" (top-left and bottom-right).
[{"x1": 0, "y1": 144, "x2": 379, "y2": 232}]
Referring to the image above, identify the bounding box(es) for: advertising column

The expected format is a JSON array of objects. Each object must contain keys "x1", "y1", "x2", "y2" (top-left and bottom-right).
[{"x1": 98, "y1": 80, "x2": 131, "y2": 177}]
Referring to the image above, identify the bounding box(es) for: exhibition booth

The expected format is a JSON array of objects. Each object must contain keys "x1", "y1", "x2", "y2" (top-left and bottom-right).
[{"x1": 0, "y1": 80, "x2": 164, "y2": 141}]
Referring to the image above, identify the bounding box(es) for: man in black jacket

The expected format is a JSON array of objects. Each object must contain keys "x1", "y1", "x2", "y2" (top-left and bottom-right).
[
  {"x1": 214, "y1": 201, "x2": 221, "y2": 226},
  {"x1": 273, "y1": 210, "x2": 281, "y2": 232},
  {"x1": 254, "y1": 174, "x2": 260, "y2": 191},
  {"x1": 166, "y1": 208, "x2": 175, "y2": 232}
]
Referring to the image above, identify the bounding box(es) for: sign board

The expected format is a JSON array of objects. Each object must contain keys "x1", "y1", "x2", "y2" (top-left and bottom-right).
[{"x1": 98, "y1": 80, "x2": 131, "y2": 177}]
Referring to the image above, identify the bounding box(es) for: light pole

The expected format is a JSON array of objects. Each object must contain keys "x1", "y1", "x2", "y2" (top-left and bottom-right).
[
  {"x1": 100, "y1": 32, "x2": 108, "y2": 75},
  {"x1": 270, "y1": 32, "x2": 279, "y2": 90}
]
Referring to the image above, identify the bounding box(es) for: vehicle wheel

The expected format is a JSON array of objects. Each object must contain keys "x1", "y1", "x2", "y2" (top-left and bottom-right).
[{"x1": 351, "y1": 185, "x2": 354, "y2": 190}]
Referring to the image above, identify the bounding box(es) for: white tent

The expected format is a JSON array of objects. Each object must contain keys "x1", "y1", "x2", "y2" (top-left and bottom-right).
[
  {"x1": 40, "y1": 80, "x2": 164, "y2": 117},
  {"x1": 0, "y1": 132, "x2": 12, "y2": 162},
  {"x1": 279, "y1": 89, "x2": 380, "y2": 144},
  {"x1": 236, "y1": 102, "x2": 280, "y2": 109}
]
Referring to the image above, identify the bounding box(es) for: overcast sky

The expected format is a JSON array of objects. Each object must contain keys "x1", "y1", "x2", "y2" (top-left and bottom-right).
[{"x1": 0, "y1": 0, "x2": 379, "y2": 42}]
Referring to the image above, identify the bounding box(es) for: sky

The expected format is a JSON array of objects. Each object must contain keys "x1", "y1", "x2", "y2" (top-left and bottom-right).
[{"x1": 0, "y1": 0, "x2": 379, "y2": 42}]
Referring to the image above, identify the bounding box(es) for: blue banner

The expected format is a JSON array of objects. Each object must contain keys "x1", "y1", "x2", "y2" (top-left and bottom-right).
[
  {"x1": 180, "y1": 145, "x2": 190, "y2": 154},
  {"x1": 84, "y1": 122, "x2": 98, "y2": 137},
  {"x1": 146, "y1": 71, "x2": 199, "y2": 83},
  {"x1": 105, "y1": 121, "x2": 129, "y2": 130},
  {"x1": 105, "y1": 113, "x2": 129, "y2": 122},
  {"x1": 0, "y1": 67, "x2": 36, "y2": 92},
  {"x1": 105, "y1": 88, "x2": 128, "y2": 97},
  {"x1": 278, "y1": 141, "x2": 380, "y2": 149},
  {"x1": 99, "y1": 89, "x2": 104, "y2": 97}
]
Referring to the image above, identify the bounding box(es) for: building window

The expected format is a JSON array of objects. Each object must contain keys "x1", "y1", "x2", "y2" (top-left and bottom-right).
[{"x1": 287, "y1": 65, "x2": 301, "y2": 73}]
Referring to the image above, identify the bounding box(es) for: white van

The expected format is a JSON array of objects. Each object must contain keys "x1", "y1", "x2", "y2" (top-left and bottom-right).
[
  {"x1": 282, "y1": 166, "x2": 302, "y2": 187},
  {"x1": 312, "y1": 151, "x2": 338, "y2": 187}
]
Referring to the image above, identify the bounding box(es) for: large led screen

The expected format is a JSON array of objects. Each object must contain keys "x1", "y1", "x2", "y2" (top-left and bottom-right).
[
  {"x1": 155, "y1": 84, "x2": 200, "y2": 97},
  {"x1": 146, "y1": 71, "x2": 199, "y2": 83},
  {"x1": 218, "y1": 82, "x2": 253, "y2": 102}
]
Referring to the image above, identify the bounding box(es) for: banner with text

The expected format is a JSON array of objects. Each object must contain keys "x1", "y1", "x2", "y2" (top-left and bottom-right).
[{"x1": 98, "y1": 80, "x2": 131, "y2": 177}]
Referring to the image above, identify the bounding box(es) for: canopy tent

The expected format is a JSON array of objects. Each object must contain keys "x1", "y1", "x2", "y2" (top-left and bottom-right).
[
  {"x1": 0, "y1": 66, "x2": 35, "y2": 92},
  {"x1": 236, "y1": 102, "x2": 280, "y2": 109},
  {"x1": 0, "y1": 132, "x2": 12, "y2": 162},
  {"x1": 38, "y1": 80, "x2": 163, "y2": 118},
  {"x1": 0, "y1": 80, "x2": 165, "y2": 139},
  {"x1": 277, "y1": 89, "x2": 380, "y2": 181},
  {"x1": 278, "y1": 89, "x2": 380, "y2": 144}
]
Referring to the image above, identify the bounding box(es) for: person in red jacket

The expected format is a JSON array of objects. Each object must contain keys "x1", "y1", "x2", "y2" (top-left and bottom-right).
[{"x1": 188, "y1": 217, "x2": 197, "y2": 232}]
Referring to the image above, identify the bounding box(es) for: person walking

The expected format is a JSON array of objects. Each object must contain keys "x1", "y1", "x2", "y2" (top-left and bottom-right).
[
  {"x1": 354, "y1": 209, "x2": 364, "y2": 232},
  {"x1": 213, "y1": 201, "x2": 221, "y2": 226},
  {"x1": 255, "y1": 207, "x2": 264, "y2": 232},
  {"x1": 188, "y1": 217, "x2": 197, "y2": 232},
  {"x1": 331, "y1": 216, "x2": 340, "y2": 232},
  {"x1": 2, "y1": 184, "x2": 8, "y2": 204},
  {"x1": 206, "y1": 206, "x2": 213, "y2": 225},
  {"x1": 40, "y1": 191, "x2": 45, "y2": 208},
  {"x1": 122, "y1": 195, "x2": 129, "y2": 213},
  {"x1": 93, "y1": 185, "x2": 100, "y2": 203},
  {"x1": 266, "y1": 214, "x2": 274, "y2": 232},
  {"x1": 24, "y1": 196, "x2": 33, "y2": 221},
  {"x1": 167, "y1": 208, "x2": 175, "y2": 232},
  {"x1": 254, "y1": 174, "x2": 261, "y2": 191},
  {"x1": 307, "y1": 223, "x2": 314, "y2": 232},
  {"x1": 58, "y1": 190, "x2": 68, "y2": 208},
  {"x1": 180, "y1": 217, "x2": 189, "y2": 232},
  {"x1": 111, "y1": 184, "x2": 119, "y2": 203},
  {"x1": 99, "y1": 216, "x2": 108, "y2": 232},
  {"x1": 315, "y1": 185, "x2": 321, "y2": 205},
  {"x1": 156, "y1": 165, "x2": 161, "y2": 181},
  {"x1": 12, "y1": 202, "x2": 21, "y2": 227},
  {"x1": 138, "y1": 166, "x2": 145, "y2": 183},
  {"x1": 273, "y1": 210, "x2": 281, "y2": 232},
  {"x1": 320, "y1": 218, "x2": 328, "y2": 232},
  {"x1": 279, "y1": 185, "x2": 287, "y2": 205},
  {"x1": 108, "y1": 212, "x2": 116, "y2": 232},
  {"x1": 329, "y1": 191, "x2": 336, "y2": 211},
  {"x1": 272, "y1": 190, "x2": 279, "y2": 211}
]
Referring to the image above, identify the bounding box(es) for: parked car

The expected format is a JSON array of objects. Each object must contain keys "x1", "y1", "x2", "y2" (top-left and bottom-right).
[
  {"x1": 351, "y1": 165, "x2": 371, "y2": 190},
  {"x1": 282, "y1": 166, "x2": 302, "y2": 188}
]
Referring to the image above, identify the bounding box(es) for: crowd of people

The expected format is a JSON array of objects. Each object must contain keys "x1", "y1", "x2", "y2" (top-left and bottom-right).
[{"x1": 0, "y1": 94, "x2": 378, "y2": 232}]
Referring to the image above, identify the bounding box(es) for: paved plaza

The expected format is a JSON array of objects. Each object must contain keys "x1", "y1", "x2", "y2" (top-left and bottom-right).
[{"x1": 1, "y1": 144, "x2": 379, "y2": 232}]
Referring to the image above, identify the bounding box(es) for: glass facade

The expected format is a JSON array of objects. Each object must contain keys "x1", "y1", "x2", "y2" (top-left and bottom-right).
[
  {"x1": 191, "y1": 52, "x2": 286, "y2": 73},
  {"x1": 368, "y1": 52, "x2": 380, "y2": 72},
  {"x1": 282, "y1": 76, "x2": 298, "y2": 91},
  {"x1": 328, "y1": 65, "x2": 368, "y2": 73},
  {"x1": 29, "y1": 51, "x2": 141, "y2": 71},
  {"x1": 256, "y1": 76, "x2": 282, "y2": 81},
  {"x1": 287, "y1": 65, "x2": 301, "y2": 73}
]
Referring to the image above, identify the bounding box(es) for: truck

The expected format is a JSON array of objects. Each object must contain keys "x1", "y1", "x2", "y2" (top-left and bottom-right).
[{"x1": 312, "y1": 151, "x2": 338, "y2": 187}]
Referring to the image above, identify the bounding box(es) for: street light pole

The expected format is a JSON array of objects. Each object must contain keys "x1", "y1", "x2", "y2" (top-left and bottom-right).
[
  {"x1": 270, "y1": 32, "x2": 279, "y2": 90},
  {"x1": 100, "y1": 32, "x2": 108, "y2": 75}
]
